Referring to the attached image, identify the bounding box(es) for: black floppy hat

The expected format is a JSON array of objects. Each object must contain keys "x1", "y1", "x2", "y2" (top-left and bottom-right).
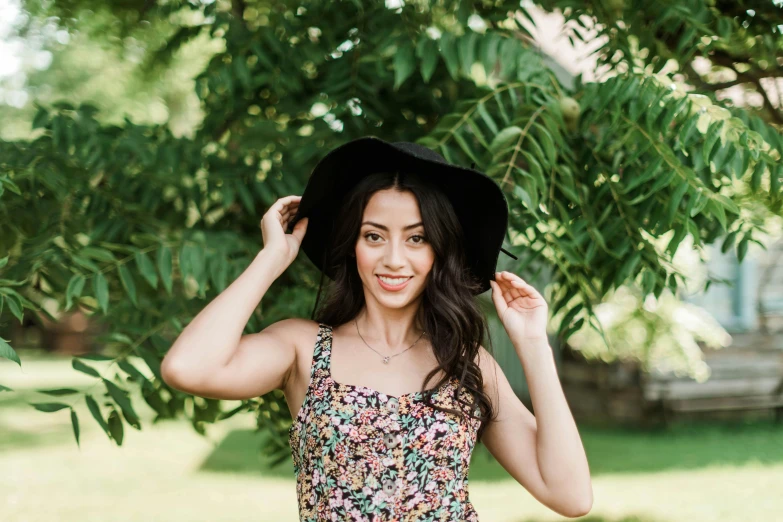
[{"x1": 285, "y1": 136, "x2": 517, "y2": 295}]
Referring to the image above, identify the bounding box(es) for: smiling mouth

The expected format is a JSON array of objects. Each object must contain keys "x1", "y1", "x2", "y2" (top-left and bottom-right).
[{"x1": 376, "y1": 275, "x2": 412, "y2": 288}]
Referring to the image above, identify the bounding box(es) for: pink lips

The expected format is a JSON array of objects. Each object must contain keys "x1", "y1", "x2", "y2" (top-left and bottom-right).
[{"x1": 376, "y1": 275, "x2": 412, "y2": 292}]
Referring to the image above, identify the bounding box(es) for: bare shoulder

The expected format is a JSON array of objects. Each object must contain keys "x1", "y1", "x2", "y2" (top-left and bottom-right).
[
  {"x1": 260, "y1": 317, "x2": 320, "y2": 349},
  {"x1": 474, "y1": 344, "x2": 500, "y2": 392},
  {"x1": 263, "y1": 317, "x2": 320, "y2": 387}
]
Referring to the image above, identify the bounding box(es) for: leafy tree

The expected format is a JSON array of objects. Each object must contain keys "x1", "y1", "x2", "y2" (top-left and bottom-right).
[{"x1": 0, "y1": 0, "x2": 780, "y2": 460}]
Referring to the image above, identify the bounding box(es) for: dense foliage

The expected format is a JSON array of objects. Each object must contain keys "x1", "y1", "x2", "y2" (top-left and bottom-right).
[{"x1": 0, "y1": 0, "x2": 781, "y2": 459}]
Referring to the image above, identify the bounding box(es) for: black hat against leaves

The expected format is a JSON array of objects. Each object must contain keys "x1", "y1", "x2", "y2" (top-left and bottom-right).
[{"x1": 286, "y1": 136, "x2": 517, "y2": 295}]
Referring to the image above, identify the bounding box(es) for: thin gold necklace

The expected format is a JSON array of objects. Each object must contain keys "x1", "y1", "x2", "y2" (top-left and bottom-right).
[{"x1": 354, "y1": 319, "x2": 425, "y2": 364}]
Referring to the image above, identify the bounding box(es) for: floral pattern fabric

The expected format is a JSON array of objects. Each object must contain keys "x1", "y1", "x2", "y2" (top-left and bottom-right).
[{"x1": 289, "y1": 323, "x2": 482, "y2": 521}]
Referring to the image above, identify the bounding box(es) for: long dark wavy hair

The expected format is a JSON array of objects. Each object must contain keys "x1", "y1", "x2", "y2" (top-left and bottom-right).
[{"x1": 310, "y1": 169, "x2": 499, "y2": 443}]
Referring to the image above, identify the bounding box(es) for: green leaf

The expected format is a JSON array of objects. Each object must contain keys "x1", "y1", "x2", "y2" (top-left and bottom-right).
[
  {"x1": 31, "y1": 402, "x2": 70, "y2": 412},
  {"x1": 236, "y1": 182, "x2": 255, "y2": 215},
  {"x1": 134, "y1": 250, "x2": 159, "y2": 289},
  {"x1": 80, "y1": 246, "x2": 117, "y2": 263},
  {"x1": 623, "y1": 156, "x2": 664, "y2": 193},
  {"x1": 702, "y1": 121, "x2": 723, "y2": 167},
  {"x1": 393, "y1": 42, "x2": 415, "y2": 91},
  {"x1": 117, "y1": 264, "x2": 138, "y2": 307},
  {"x1": 103, "y1": 378, "x2": 141, "y2": 429},
  {"x1": 737, "y1": 234, "x2": 750, "y2": 261},
  {"x1": 714, "y1": 194, "x2": 740, "y2": 215},
  {"x1": 689, "y1": 191, "x2": 711, "y2": 217},
  {"x1": 477, "y1": 102, "x2": 499, "y2": 135},
  {"x1": 65, "y1": 274, "x2": 86, "y2": 311},
  {"x1": 772, "y1": 163, "x2": 782, "y2": 196},
  {"x1": 93, "y1": 272, "x2": 109, "y2": 314},
  {"x1": 531, "y1": 122, "x2": 556, "y2": 165},
  {"x1": 560, "y1": 303, "x2": 584, "y2": 331},
  {"x1": 561, "y1": 317, "x2": 585, "y2": 343},
  {"x1": 489, "y1": 126, "x2": 522, "y2": 154},
  {"x1": 439, "y1": 32, "x2": 460, "y2": 80},
  {"x1": 419, "y1": 38, "x2": 439, "y2": 83},
  {"x1": 72, "y1": 255, "x2": 100, "y2": 273},
  {"x1": 32, "y1": 105, "x2": 49, "y2": 129},
  {"x1": 157, "y1": 245, "x2": 173, "y2": 295},
  {"x1": 38, "y1": 388, "x2": 80, "y2": 396},
  {"x1": 208, "y1": 254, "x2": 229, "y2": 292},
  {"x1": 514, "y1": 185, "x2": 533, "y2": 209},
  {"x1": 498, "y1": 37, "x2": 518, "y2": 78},
  {"x1": 707, "y1": 198, "x2": 727, "y2": 231},
  {"x1": 520, "y1": 151, "x2": 545, "y2": 189},
  {"x1": 107, "y1": 408, "x2": 124, "y2": 445},
  {"x1": 181, "y1": 243, "x2": 207, "y2": 293},
  {"x1": 666, "y1": 182, "x2": 689, "y2": 226},
  {"x1": 620, "y1": 250, "x2": 642, "y2": 283},
  {"x1": 77, "y1": 353, "x2": 114, "y2": 361},
  {"x1": 453, "y1": 131, "x2": 480, "y2": 165},
  {"x1": 750, "y1": 161, "x2": 765, "y2": 192},
  {"x1": 458, "y1": 31, "x2": 478, "y2": 74},
  {"x1": 71, "y1": 409, "x2": 80, "y2": 448},
  {"x1": 72, "y1": 358, "x2": 101, "y2": 378},
  {"x1": 85, "y1": 394, "x2": 110, "y2": 436},
  {"x1": 478, "y1": 33, "x2": 501, "y2": 77},
  {"x1": 666, "y1": 224, "x2": 688, "y2": 255},
  {"x1": 721, "y1": 230, "x2": 738, "y2": 253},
  {"x1": 5, "y1": 294, "x2": 22, "y2": 322},
  {"x1": 0, "y1": 337, "x2": 21, "y2": 366},
  {"x1": 141, "y1": 380, "x2": 171, "y2": 418},
  {"x1": 456, "y1": 0, "x2": 472, "y2": 25},
  {"x1": 218, "y1": 403, "x2": 247, "y2": 421},
  {"x1": 117, "y1": 359, "x2": 149, "y2": 383}
]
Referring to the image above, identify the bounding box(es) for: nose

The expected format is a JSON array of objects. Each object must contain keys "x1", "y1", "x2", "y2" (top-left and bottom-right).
[{"x1": 383, "y1": 239, "x2": 406, "y2": 269}]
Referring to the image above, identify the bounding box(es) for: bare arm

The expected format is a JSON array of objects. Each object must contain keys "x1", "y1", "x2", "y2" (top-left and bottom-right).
[{"x1": 160, "y1": 195, "x2": 309, "y2": 400}]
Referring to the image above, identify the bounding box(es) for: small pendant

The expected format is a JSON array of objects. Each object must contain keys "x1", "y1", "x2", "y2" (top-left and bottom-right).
[{"x1": 383, "y1": 356, "x2": 390, "y2": 364}]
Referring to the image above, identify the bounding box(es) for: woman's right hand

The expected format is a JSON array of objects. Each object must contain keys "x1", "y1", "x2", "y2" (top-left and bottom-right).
[{"x1": 260, "y1": 195, "x2": 308, "y2": 268}]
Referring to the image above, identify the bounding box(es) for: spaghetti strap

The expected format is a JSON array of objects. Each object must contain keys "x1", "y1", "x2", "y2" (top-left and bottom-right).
[
  {"x1": 304, "y1": 322, "x2": 332, "y2": 387},
  {"x1": 289, "y1": 323, "x2": 332, "y2": 430}
]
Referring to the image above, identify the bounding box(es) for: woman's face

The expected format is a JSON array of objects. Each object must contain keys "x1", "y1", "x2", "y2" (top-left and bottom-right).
[{"x1": 355, "y1": 189, "x2": 435, "y2": 309}]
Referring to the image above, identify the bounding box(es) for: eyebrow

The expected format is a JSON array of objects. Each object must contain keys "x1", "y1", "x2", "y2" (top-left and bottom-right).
[{"x1": 361, "y1": 221, "x2": 424, "y2": 231}]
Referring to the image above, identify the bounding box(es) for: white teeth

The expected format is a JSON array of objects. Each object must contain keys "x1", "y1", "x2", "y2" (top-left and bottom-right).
[{"x1": 378, "y1": 276, "x2": 409, "y2": 285}]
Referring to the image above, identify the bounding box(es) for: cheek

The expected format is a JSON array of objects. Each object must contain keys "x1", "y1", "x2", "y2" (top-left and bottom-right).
[
  {"x1": 354, "y1": 246, "x2": 376, "y2": 273},
  {"x1": 413, "y1": 249, "x2": 435, "y2": 275}
]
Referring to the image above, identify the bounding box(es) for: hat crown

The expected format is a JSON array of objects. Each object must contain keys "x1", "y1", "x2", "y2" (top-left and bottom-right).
[{"x1": 391, "y1": 142, "x2": 449, "y2": 165}]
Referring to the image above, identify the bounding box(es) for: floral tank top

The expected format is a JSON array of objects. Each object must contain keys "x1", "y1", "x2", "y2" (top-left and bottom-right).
[{"x1": 288, "y1": 323, "x2": 482, "y2": 521}]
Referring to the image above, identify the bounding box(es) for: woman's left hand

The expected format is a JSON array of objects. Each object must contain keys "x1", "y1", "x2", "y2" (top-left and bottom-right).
[{"x1": 489, "y1": 271, "x2": 549, "y2": 342}]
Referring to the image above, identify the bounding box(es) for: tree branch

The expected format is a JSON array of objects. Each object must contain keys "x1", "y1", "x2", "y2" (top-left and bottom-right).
[
  {"x1": 691, "y1": 49, "x2": 783, "y2": 124},
  {"x1": 682, "y1": 61, "x2": 747, "y2": 91}
]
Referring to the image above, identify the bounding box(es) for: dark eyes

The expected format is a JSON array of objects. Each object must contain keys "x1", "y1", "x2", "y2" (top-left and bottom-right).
[{"x1": 364, "y1": 233, "x2": 426, "y2": 244}]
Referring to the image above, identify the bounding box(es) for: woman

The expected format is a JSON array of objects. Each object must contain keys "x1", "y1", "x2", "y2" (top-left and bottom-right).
[{"x1": 161, "y1": 137, "x2": 592, "y2": 521}]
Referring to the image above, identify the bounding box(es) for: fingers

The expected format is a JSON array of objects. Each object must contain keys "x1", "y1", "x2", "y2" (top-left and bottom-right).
[
  {"x1": 280, "y1": 204, "x2": 299, "y2": 220},
  {"x1": 290, "y1": 217, "x2": 308, "y2": 242},
  {"x1": 259, "y1": 195, "x2": 302, "y2": 230},
  {"x1": 495, "y1": 271, "x2": 537, "y2": 299},
  {"x1": 277, "y1": 196, "x2": 301, "y2": 222},
  {"x1": 275, "y1": 195, "x2": 302, "y2": 215},
  {"x1": 488, "y1": 280, "x2": 507, "y2": 316}
]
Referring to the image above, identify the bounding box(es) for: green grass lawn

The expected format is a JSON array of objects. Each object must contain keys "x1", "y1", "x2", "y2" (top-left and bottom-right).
[{"x1": 2, "y1": 354, "x2": 782, "y2": 521}]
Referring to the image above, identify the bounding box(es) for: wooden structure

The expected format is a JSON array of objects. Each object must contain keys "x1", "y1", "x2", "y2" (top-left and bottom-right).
[
  {"x1": 9, "y1": 308, "x2": 97, "y2": 355},
  {"x1": 560, "y1": 339, "x2": 783, "y2": 426},
  {"x1": 644, "y1": 335, "x2": 783, "y2": 424}
]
